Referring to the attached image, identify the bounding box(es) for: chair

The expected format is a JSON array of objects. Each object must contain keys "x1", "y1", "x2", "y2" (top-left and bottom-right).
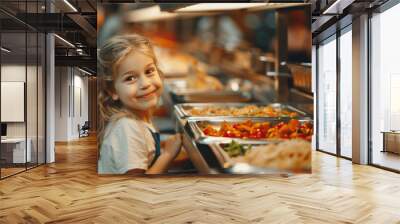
[{"x1": 78, "y1": 121, "x2": 90, "y2": 138}]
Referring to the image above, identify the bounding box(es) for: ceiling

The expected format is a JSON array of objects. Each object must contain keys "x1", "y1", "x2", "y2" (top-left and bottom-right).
[
  {"x1": 310, "y1": 0, "x2": 390, "y2": 43},
  {"x1": 0, "y1": 0, "x2": 97, "y2": 73}
]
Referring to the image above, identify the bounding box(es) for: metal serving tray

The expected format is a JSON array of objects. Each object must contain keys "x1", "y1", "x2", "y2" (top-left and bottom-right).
[
  {"x1": 165, "y1": 78, "x2": 253, "y2": 103},
  {"x1": 165, "y1": 77, "x2": 252, "y2": 94},
  {"x1": 187, "y1": 117, "x2": 313, "y2": 145},
  {"x1": 173, "y1": 91, "x2": 252, "y2": 103},
  {"x1": 209, "y1": 143, "x2": 293, "y2": 175},
  {"x1": 174, "y1": 103, "x2": 308, "y2": 119}
]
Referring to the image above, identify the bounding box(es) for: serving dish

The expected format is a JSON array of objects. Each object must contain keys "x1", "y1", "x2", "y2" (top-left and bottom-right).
[
  {"x1": 209, "y1": 140, "x2": 310, "y2": 174},
  {"x1": 165, "y1": 77, "x2": 254, "y2": 103},
  {"x1": 187, "y1": 117, "x2": 313, "y2": 144},
  {"x1": 174, "y1": 103, "x2": 308, "y2": 119}
]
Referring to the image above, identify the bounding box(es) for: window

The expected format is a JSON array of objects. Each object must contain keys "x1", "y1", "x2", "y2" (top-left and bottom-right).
[
  {"x1": 317, "y1": 35, "x2": 337, "y2": 154},
  {"x1": 370, "y1": 2, "x2": 400, "y2": 171},
  {"x1": 0, "y1": 0, "x2": 47, "y2": 179},
  {"x1": 339, "y1": 27, "x2": 352, "y2": 158}
]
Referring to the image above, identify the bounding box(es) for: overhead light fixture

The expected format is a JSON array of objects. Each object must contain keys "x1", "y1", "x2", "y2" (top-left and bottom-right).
[
  {"x1": 1, "y1": 47, "x2": 11, "y2": 53},
  {"x1": 76, "y1": 49, "x2": 84, "y2": 55},
  {"x1": 247, "y1": 3, "x2": 307, "y2": 12},
  {"x1": 323, "y1": 0, "x2": 354, "y2": 15},
  {"x1": 78, "y1": 67, "x2": 93, "y2": 76},
  {"x1": 125, "y1": 5, "x2": 177, "y2": 22},
  {"x1": 175, "y1": 3, "x2": 268, "y2": 12},
  {"x1": 63, "y1": 0, "x2": 78, "y2": 12},
  {"x1": 75, "y1": 42, "x2": 84, "y2": 47},
  {"x1": 54, "y1": 34, "x2": 75, "y2": 48}
]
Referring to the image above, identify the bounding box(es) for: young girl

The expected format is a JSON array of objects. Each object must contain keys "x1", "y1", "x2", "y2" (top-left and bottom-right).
[{"x1": 97, "y1": 34, "x2": 182, "y2": 175}]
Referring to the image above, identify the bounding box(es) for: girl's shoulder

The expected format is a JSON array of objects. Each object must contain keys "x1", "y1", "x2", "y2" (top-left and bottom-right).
[
  {"x1": 105, "y1": 116, "x2": 147, "y2": 138},
  {"x1": 114, "y1": 116, "x2": 142, "y2": 126}
]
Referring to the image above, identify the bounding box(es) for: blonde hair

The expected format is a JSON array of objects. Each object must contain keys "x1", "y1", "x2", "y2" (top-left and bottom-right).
[{"x1": 97, "y1": 34, "x2": 162, "y2": 144}]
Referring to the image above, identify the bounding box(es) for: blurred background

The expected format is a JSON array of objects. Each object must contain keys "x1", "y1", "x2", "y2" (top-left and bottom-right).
[{"x1": 97, "y1": 3, "x2": 312, "y2": 110}]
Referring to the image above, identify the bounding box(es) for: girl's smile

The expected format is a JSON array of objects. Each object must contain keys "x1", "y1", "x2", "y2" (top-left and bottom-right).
[{"x1": 137, "y1": 88, "x2": 158, "y2": 99}]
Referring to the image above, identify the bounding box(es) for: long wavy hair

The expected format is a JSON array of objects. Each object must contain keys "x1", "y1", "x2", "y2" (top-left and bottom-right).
[{"x1": 97, "y1": 34, "x2": 163, "y2": 145}]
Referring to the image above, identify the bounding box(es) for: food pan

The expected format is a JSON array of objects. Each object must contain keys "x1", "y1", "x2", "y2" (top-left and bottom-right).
[
  {"x1": 208, "y1": 143, "x2": 283, "y2": 174},
  {"x1": 165, "y1": 77, "x2": 252, "y2": 94},
  {"x1": 174, "y1": 103, "x2": 308, "y2": 119},
  {"x1": 209, "y1": 142, "x2": 308, "y2": 175},
  {"x1": 171, "y1": 90, "x2": 252, "y2": 104},
  {"x1": 165, "y1": 78, "x2": 253, "y2": 103},
  {"x1": 187, "y1": 117, "x2": 313, "y2": 144}
]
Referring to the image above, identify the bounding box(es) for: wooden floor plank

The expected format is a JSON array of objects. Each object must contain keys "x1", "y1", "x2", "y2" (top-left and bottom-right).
[{"x1": 0, "y1": 135, "x2": 399, "y2": 223}]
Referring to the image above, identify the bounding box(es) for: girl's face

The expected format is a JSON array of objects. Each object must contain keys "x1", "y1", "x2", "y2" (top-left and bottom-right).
[{"x1": 112, "y1": 50, "x2": 163, "y2": 113}]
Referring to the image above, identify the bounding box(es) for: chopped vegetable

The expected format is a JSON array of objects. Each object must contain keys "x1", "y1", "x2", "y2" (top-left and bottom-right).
[
  {"x1": 202, "y1": 119, "x2": 313, "y2": 141},
  {"x1": 223, "y1": 141, "x2": 252, "y2": 157}
]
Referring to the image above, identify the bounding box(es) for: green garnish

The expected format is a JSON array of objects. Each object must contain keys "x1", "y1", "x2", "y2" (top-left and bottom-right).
[{"x1": 223, "y1": 140, "x2": 252, "y2": 157}]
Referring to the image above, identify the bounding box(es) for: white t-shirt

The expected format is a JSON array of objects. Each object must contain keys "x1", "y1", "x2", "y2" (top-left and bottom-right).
[{"x1": 98, "y1": 117, "x2": 156, "y2": 174}]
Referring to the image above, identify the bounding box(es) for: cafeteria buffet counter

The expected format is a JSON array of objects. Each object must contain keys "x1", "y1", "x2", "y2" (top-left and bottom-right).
[{"x1": 157, "y1": 51, "x2": 314, "y2": 175}]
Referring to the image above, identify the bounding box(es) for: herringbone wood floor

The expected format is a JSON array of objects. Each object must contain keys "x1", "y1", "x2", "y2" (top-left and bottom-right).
[{"x1": 1, "y1": 135, "x2": 400, "y2": 224}]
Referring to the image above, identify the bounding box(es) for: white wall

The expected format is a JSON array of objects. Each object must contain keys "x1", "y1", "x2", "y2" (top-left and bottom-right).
[
  {"x1": 54, "y1": 67, "x2": 89, "y2": 141},
  {"x1": 1, "y1": 65, "x2": 38, "y2": 138},
  {"x1": 352, "y1": 14, "x2": 369, "y2": 164},
  {"x1": 1, "y1": 64, "x2": 46, "y2": 164},
  {"x1": 55, "y1": 67, "x2": 69, "y2": 141},
  {"x1": 46, "y1": 33, "x2": 55, "y2": 163},
  {"x1": 1, "y1": 65, "x2": 26, "y2": 140}
]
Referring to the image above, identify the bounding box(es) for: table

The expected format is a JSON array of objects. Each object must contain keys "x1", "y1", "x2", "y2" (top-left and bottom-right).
[
  {"x1": 382, "y1": 131, "x2": 400, "y2": 154},
  {"x1": 1, "y1": 138, "x2": 32, "y2": 164}
]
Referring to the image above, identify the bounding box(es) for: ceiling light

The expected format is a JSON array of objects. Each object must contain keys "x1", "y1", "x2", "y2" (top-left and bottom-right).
[
  {"x1": 247, "y1": 3, "x2": 307, "y2": 12},
  {"x1": 323, "y1": 0, "x2": 354, "y2": 15},
  {"x1": 78, "y1": 67, "x2": 93, "y2": 76},
  {"x1": 63, "y1": 0, "x2": 78, "y2": 12},
  {"x1": 125, "y1": 5, "x2": 177, "y2": 22},
  {"x1": 54, "y1": 34, "x2": 75, "y2": 48},
  {"x1": 75, "y1": 42, "x2": 84, "y2": 47},
  {"x1": 1, "y1": 47, "x2": 11, "y2": 53},
  {"x1": 175, "y1": 3, "x2": 268, "y2": 12}
]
